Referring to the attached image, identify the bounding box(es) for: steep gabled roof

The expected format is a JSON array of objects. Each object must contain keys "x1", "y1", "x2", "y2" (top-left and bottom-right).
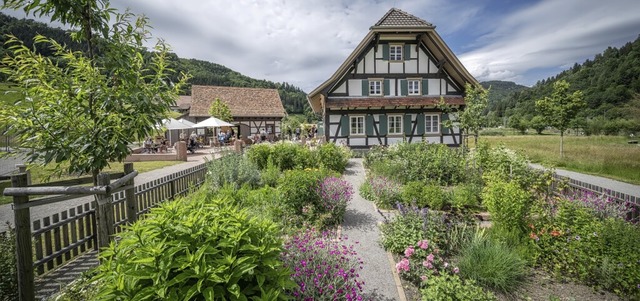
[
  {"x1": 189, "y1": 86, "x2": 286, "y2": 118},
  {"x1": 307, "y1": 8, "x2": 478, "y2": 113},
  {"x1": 175, "y1": 95, "x2": 192, "y2": 110},
  {"x1": 372, "y1": 8, "x2": 433, "y2": 28}
]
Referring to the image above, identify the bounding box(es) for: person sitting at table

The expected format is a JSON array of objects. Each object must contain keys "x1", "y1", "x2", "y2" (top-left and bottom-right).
[
  {"x1": 143, "y1": 137, "x2": 154, "y2": 153},
  {"x1": 187, "y1": 136, "x2": 196, "y2": 153},
  {"x1": 218, "y1": 131, "x2": 226, "y2": 145},
  {"x1": 159, "y1": 138, "x2": 168, "y2": 153}
]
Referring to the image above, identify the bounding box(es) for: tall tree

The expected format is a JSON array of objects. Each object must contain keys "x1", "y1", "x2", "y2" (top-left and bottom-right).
[
  {"x1": 0, "y1": 0, "x2": 189, "y2": 183},
  {"x1": 459, "y1": 83, "x2": 489, "y2": 146},
  {"x1": 535, "y1": 80, "x2": 585, "y2": 158},
  {"x1": 208, "y1": 98, "x2": 233, "y2": 122}
]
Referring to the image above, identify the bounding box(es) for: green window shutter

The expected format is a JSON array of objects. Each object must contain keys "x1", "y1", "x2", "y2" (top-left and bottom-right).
[
  {"x1": 366, "y1": 115, "x2": 374, "y2": 136},
  {"x1": 417, "y1": 113, "x2": 425, "y2": 135},
  {"x1": 400, "y1": 80, "x2": 408, "y2": 96},
  {"x1": 384, "y1": 79, "x2": 390, "y2": 96},
  {"x1": 404, "y1": 44, "x2": 412, "y2": 60},
  {"x1": 404, "y1": 114, "x2": 412, "y2": 135},
  {"x1": 422, "y1": 79, "x2": 429, "y2": 95},
  {"x1": 362, "y1": 80, "x2": 369, "y2": 96},
  {"x1": 379, "y1": 114, "x2": 387, "y2": 135},
  {"x1": 382, "y1": 44, "x2": 389, "y2": 60},
  {"x1": 340, "y1": 115, "x2": 349, "y2": 136},
  {"x1": 441, "y1": 114, "x2": 449, "y2": 134}
]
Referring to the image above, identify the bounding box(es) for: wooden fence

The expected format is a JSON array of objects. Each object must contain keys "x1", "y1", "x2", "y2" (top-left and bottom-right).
[{"x1": 4, "y1": 162, "x2": 208, "y2": 301}]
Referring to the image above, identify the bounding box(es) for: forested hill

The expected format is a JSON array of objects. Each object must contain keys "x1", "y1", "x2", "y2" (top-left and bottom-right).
[
  {"x1": 0, "y1": 12, "x2": 310, "y2": 115},
  {"x1": 483, "y1": 35, "x2": 640, "y2": 123},
  {"x1": 480, "y1": 80, "x2": 529, "y2": 118}
]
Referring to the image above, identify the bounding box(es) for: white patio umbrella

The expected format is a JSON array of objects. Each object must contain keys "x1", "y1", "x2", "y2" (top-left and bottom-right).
[
  {"x1": 160, "y1": 118, "x2": 192, "y2": 145},
  {"x1": 192, "y1": 116, "x2": 234, "y2": 128},
  {"x1": 178, "y1": 118, "x2": 196, "y2": 127}
]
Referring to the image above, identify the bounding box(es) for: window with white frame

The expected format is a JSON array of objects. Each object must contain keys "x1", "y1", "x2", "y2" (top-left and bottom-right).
[
  {"x1": 408, "y1": 80, "x2": 420, "y2": 95},
  {"x1": 350, "y1": 116, "x2": 365, "y2": 135},
  {"x1": 425, "y1": 114, "x2": 440, "y2": 134},
  {"x1": 388, "y1": 115, "x2": 403, "y2": 135},
  {"x1": 369, "y1": 80, "x2": 382, "y2": 96},
  {"x1": 389, "y1": 45, "x2": 403, "y2": 61}
]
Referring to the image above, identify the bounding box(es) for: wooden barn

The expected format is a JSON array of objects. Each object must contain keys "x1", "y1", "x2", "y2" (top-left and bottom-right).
[
  {"x1": 188, "y1": 85, "x2": 286, "y2": 139},
  {"x1": 307, "y1": 8, "x2": 479, "y2": 148}
]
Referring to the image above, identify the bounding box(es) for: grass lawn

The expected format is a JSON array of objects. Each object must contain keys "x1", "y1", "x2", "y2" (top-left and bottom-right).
[
  {"x1": 477, "y1": 134, "x2": 640, "y2": 185},
  {"x1": 0, "y1": 160, "x2": 184, "y2": 205}
]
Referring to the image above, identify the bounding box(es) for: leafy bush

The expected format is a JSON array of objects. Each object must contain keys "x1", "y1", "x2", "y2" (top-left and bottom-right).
[
  {"x1": 450, "y1": 183, "x2": 482, "y2": 209},
  {"x1": 456, "y1": 230, "x2": 527, "y2": 293},
  {"x1": 0, "y1": 224, "x2": 17, "y2": 301},
  {"x1": 246, "y1": 143, "x2": 272, "y2": 170},
  {"x1": 316, "y1": 142, "x2": 351, "y2": 173},
  {"x1": 422, "y1": 184, "x2": 448, "y2": 210},
  {"x1": 260, "y1": 157, "x2": 281, "y2": 187},
  {"x1": 482, "y1": 174, "x2": 532, "y2": 233},
  {"x1": 281, "y1": 229, "x2": 364, "y2": 300},
  {"x1": 277, "y1": 168, "x2": 336, "y2": 228},
  {"x1": 271, "y1": 142, "x2": 314, "y2": 171},
  {"x1": 420, "y1": 274, "x2": 496, "y2": 301},
  {"x1": 207, "y1": 153, "x2": 260, "y2": 190},
  {"x1": 92, "y1": 195, "x2": 294, "y2": 300},
  {"x1": 380, "y1": 204, "x2": 448, "y2": 254},
  {"x1": 400, "y1": 181, "x2": 428, "y2": 207}
]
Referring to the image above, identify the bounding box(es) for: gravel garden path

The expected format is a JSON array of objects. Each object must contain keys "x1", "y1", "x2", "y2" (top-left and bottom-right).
[{"x1": 341, "y1": 158, "x2": 402, "y2": 301}]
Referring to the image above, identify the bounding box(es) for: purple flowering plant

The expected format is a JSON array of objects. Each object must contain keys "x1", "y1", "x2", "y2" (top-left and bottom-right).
[
  {"x1": 281, "y1": 229, "x2": 365, "y2": 301},
  {"x1": 565, "y1": 190, "x2": 635, "y2": 222},
  {"x1": 395, "y1": 239, "x2": 459, "y2": 287},
  {"x1": 315, "y1": 176, "x2": 354, "y2": 226},
  {"x1": 362, "y1": 176, "x2": 402, "y2": 209}
]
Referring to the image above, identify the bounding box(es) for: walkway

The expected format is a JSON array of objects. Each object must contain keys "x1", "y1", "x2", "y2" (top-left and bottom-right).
[{"x1": 342, "y1": 158, "x2": 401, "y2": 301}]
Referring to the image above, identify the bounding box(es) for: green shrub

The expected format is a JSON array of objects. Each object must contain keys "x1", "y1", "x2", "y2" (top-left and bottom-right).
[
  {"x1": 0, "y1": 224, "x2": 17, "y2": 301},
  {"x1": 92, "y1": 195, "x2": 294, "y2": 300},
  {"x1": 277, "y1": 168, "x2": 335, "y2": 228},
  {"x1": 400, "y1": 181, "x2": 428, "y2": 207},
  {"x1": 316, "y1": 142, "x2": 350, "y2": 173},
  {"x1": 271, "y1": 142, "x2": 313, "y2": 171},
  {"x1": 451, "y1": 183, "x2": 481, "y2": 209},
  {"x1": 207, "y1": 153, "x2": 260, "y2": 190},
  {"x1": 482, "y1": 174, "x2": 532, "y2": 233},
  {"x1": 358, "y1": 179, "x2": 373, "y2": 202},
  {"x1": 421, "y1": 274, "x2": 496, "y2": 301},
  {"x1": 456, "y1": 230, "x2": 527, "y2": 293},
  {"x1": 423, "y1": 184, "x2": 448, "y2": 210},
  {"x1": 246, "y1": 143, "x2": 272, "y2": 170},
  {"x1": 260, "y1": 157, "x2": 281, "y2": 187}
]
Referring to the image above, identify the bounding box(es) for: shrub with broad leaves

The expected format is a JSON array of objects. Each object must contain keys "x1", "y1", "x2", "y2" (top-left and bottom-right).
[{"x1": 281, "y1": 229, "x2": 365, "y2": 301}]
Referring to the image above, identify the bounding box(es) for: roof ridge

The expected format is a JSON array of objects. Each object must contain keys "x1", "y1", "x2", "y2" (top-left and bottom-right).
[
  {"x1": 373, "y1": 7, "x2": 433, "y2": 28},
  {"x1": 192, "y1": 85, "x2": 278, "y2": 92}
]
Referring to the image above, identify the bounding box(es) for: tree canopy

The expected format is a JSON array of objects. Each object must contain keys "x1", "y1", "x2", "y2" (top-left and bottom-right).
[
  {"x1": 0, "y1": 0, "x2": 189, "y2": 181},
  {"x1": 208, "y1": 98, "x2": 233, "y2": 122}
]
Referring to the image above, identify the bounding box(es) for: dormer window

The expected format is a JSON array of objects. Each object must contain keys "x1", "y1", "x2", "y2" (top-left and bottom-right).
[{"x1": 389, "y1": 45, "x2": 403, "y2": 61}]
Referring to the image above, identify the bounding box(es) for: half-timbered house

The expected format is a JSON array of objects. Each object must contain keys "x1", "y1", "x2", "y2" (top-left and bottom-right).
[
  {"x1": 188, "y1": 85, "x2": 286, "y2": 139},
  {"x1": 307, "y1": 8, "x2": 479, "y2": 148}
]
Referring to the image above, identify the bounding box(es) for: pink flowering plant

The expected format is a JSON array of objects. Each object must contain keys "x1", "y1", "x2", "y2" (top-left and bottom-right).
[
  {"x1": 395, "y1": 239, "x2": 460, "y2": 287},
  {"x1": 565, "y1": 190, "x2": 636, "y2": 222},
  {"x1": 315, "y1": 176, "x2": 354, "y2": 227},
  {"x1": 281, "y1": 229, "x2": 365, "y2": 301},
  {"x1": 359, "y1": 175, "x2": 402, "y2": 209}
]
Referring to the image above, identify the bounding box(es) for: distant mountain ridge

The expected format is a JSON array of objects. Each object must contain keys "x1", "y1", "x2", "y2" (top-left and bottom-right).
[
  {"x1": 0, "y1": 12, "x2": 311, "y2": 115},
  {"x1": 480, "y1": 35, "x2": 640, "y2": 124}
]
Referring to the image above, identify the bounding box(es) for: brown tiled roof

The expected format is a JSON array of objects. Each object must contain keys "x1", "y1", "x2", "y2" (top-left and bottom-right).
[
  {"x1": 176, "y1": 95, "x2": 191, "y2": 110},
  {"x1": 326, "y1": 96, "x2": 464, "y2": 108},
  {"x1": 373, "y1": 8, "x2": 433, "y2": 28},
  {"x1": 189, "y1": 85, "x2": 286, "y2": 118}
]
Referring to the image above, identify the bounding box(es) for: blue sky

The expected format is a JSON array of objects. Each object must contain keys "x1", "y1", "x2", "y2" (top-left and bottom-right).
[{"x1": 3, "y1": 0, "x2": 640, "y2": 92}]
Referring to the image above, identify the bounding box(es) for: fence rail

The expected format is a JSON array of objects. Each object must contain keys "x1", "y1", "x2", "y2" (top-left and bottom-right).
[{"x1": 5, "y1": 161, "x2": 208, "y2": 301}]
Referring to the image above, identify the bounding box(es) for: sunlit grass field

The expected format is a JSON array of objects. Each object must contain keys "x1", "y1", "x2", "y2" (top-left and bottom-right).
[{"x1": 477, "y1": 134, "x2": 640, "y2": 185}]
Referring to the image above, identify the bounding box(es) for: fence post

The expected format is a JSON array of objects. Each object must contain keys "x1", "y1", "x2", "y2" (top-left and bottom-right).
[
  {"x1": 15, "y1": 164, "x2": 31, "y2": 186},
  {"x1": 95, "y1": 173, "x2": 113, "y2": 250},
  {"x1": 124, "y1": 163, "x2": 137, "y2": 224},
  {"x1": 12, "y1": 173, "x2": 35, "y2": 301},
  {"x1": 170, "y1": 175, "x2": 177, "y2": 200}
]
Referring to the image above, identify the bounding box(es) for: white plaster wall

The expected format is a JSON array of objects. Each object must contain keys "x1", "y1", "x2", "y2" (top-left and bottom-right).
[
  {"x1": 349, "y1": 138, "x2": 367, "y2": 146},
  {"x1": 375, "y1": 45, "x2": 383, "y2": 58},
  {"x1": 376, "y1": 60, "x2": 389, "y2": 73},
  {"x1": 441, "y1": 80, "x2": 447, "y2": 95},
  {"x1": 365, "y1": 49, "x2": 375, "y2": 73},
  {"x1": 426, "y1": 137, "x2": 440, "y2": 143},
  {"x1": 357, "y1": 60, "x2": 364, "y2": 74},
  {"x1": 443, "y1": 136, "x2": 455, "y2": 144},
  {"x1": 419, "y1": 51, "x2": 428, "y2": 73},
  {"x1": 389, "y1": 62, "x2": 403, "y2": 73},
  {"x1": 429, "y1": 59, "x2": 437, "y2": 74},
  {"x1": 334, "y1": 82, "x2": 347, "y2": 94},
  {"x1": 388, "y1": 137, "x2": 404, "y2": 145},
  {"x1": 389, "y1": 79, "x2": 397, "y2": 96},
  {"x1": 405, "y1": 60, "x2": 417, "y2": 74},
  {"x1": 428, "y1": 79, "x2": 440, "y2": 95},
  {"x1": 329, "y1": 115, "x2": 342, "y2": 123},
  {"x1": 348, "y1": 79, "x2": 362, "y2": 96}
]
